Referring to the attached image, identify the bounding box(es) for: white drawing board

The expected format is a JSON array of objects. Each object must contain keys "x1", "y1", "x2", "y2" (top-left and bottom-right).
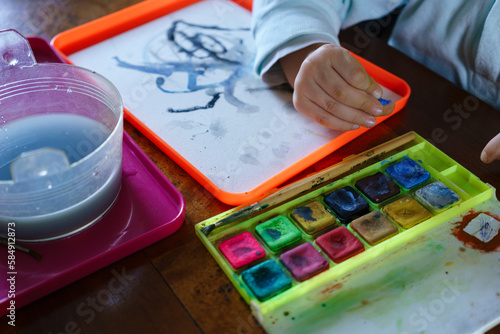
[{"x1": 67, "y1": 0, "x2": 403, "y2": 203}]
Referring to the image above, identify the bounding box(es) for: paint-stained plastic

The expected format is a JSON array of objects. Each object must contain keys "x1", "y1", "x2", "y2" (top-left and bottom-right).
[{"x1": 195, "y1": 132, "x2": 495, "y2": 333}]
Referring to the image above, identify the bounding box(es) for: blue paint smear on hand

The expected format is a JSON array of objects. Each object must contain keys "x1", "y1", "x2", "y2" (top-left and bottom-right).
[{"x1": 378, "y1": 98, "x2": 391, "y2": 105}]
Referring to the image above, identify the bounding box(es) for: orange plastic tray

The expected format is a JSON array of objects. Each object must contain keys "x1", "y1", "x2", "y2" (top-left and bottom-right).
[{"x1": 51, "y1": 0, "x2": 410, "y2": 206}]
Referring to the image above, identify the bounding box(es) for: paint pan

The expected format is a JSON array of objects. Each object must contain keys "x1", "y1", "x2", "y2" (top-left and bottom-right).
[
  {"x1": 279, "y1": 242, "x2": 329, "y2": 282},
  {"x1": 290, "y1": 201, "x2": 336, "y2": 235},
  {"x1": 350, "y1": 210, "x2": 399, "y2": 245},
  {"x1": 196, "y1": 132, "x2": 494, "y2": 332},
  {"x1": 355, "y1": 172, "x2": 400, "y2": 204},
  {"x1": 255, "y1": 215, "x2": 302, "y2": 252},
  {"x1": 242, "y1": 260, "x2": 293, "y2": 301},
  {"x1": 385, "y1": 157, "x2": 431, "y2": 189},
  {"x1": 414, "y1": 181, "x2": 461, "y2": 213},
  {"x1": 382, "y1": 196, "x2": 431, "y2": 229},
  {"x1": 323, "y1": 186, "x2": 369, "y2": 223},
  {"x1": 316, "y1": 226, "x2": 365, "y2": 263},
  {"x1": 218, "y1": 231, "x2": 266, "y2": 269}
]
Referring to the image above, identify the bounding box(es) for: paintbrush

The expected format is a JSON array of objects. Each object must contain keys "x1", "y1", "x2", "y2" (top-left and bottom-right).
[
  {"x1": 201, "y1": 132, "x2": 416, "y2": 236},
  {"x1": 0, "y1": 235, "x2": 43, "y2": 261}
]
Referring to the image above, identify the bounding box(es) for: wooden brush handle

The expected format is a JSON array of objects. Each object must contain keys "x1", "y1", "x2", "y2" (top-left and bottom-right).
[{"x1": 260, "y1": 132, "x2": 416, "y2": 207}]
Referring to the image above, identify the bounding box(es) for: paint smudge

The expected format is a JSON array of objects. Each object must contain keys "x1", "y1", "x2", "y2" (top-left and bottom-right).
[
  {"x1": 239, "y1": 146, "x2": 260, "y2": 165},
  {"x1": 289, "y1": 253, "x2": 309, "y2": 266},
  {"x1": 233, "y1": 247, "x2": 255, "y2": 257},
  {"x1": 266, "y1": 228, "x2": 282, "y2": 240},
  {"x1": 167, "y1": 120, "x2": 205, "y2": 129},
  {"x1": 291, "y1": 202, "x2": 336, "y2": 234},
  {"x1": 272, "y1": 142, "x2": 291, "y2": 159},
  {"x1": 293, "y1": 206, "x2": 316, "y2": 222},
  {"x1": 319, "y1": 282, "x2": 344, "y2": 296},
  {"x1": 209, "y1": 118, "x2": 227, "y2": 138},
  {"x1": 452, "y1": 211, "x2": 500, "y2": 252}
]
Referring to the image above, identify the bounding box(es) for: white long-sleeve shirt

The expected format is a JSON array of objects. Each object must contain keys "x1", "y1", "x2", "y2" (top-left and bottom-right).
[{"x1": 252, "y1": 0, "x2": 500, "y2": 109}]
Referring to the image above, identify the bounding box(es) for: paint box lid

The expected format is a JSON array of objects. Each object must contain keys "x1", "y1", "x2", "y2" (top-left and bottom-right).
[
  {"x1": 50, "y1": 0, "x2": 411, "y2": 206},
  {"x1": 0, "y1": 37, "x2": 185, "y2": 317}
]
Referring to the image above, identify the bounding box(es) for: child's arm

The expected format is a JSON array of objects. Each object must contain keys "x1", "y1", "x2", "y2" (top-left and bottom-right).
[
  {"x1": 481, "y1": 133, "x2": 500, "y2": 163},
  {"x1": 279, "y1": 43, "x2": 395, "y2": 131}
]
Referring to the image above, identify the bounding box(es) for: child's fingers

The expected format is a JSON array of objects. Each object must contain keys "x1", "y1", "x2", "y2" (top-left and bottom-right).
[
  {"x1": 481, "y1": 133, "x2": 500, "y2": 163},
  {"x1": 379, "y1": 100, "x2": 396, "y2": 116},
  {"x1": 303, "y1": 44, "x2": 391, "y2": 117},
  {"x1": 325, "y1": 45, "x2": 383, "y2": 98},
  {"x1": 290, "y1": 43, "x2": 396, "y2": 132},
  {"x1": 294, "y1": 71, "x2": 378, "y2": 128},
  {"x1": 293, "y1": 85, "x2": 379, "y2": 130},
  {"x1": 294, "y1": 96, "x2": 361, "y2": 131},
  {"x1": 307, "y1": 63, "x2": 387, "y2": 117}
]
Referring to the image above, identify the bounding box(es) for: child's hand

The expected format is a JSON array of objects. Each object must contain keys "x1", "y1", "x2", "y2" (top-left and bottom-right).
[
  {"x1": 481, "y1": 133, "x2": 500, "y2": 163},
  {"x1": 279, "y1": 43, "x2": 395, "y2": 131}
]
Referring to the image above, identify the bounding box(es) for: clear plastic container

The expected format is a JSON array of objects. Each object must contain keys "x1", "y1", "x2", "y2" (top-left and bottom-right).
[{"x1": 0, "y1": 29, "x2": 123, "y2": 241}]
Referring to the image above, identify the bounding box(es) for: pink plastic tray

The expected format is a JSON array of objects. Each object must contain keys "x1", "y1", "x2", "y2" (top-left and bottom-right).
[{"x1": 0, "y1": 37, "x2": 185, "y2": 316}]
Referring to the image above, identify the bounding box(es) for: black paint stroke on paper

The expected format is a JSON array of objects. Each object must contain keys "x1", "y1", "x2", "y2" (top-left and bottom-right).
[
  {"x1": 113, "y1": 20, "x2": 277, "y2": 113},
  {"x1": 167, "y1": 92, "x2": 222, "y2": 113}
]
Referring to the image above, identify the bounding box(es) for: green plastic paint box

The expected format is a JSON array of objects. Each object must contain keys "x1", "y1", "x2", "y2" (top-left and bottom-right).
[{"x1": 195, "y1": 132, "x2": 494, "y2": 332}]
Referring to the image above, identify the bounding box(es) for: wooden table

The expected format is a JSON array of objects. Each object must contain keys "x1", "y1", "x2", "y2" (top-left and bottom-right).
[{"x1": 1, "y1": 1, "x2": 499, "y2": 333}]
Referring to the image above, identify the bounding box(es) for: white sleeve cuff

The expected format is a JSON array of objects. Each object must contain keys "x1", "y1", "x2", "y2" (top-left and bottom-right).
[{"x1": 260, "y1": 35, "x2": 339, "y2": 85}]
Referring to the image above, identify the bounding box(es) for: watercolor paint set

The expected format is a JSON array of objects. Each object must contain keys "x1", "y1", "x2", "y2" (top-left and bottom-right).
[{"x1": 195, "y1": 132, "x2": 495, "y2": 331}]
